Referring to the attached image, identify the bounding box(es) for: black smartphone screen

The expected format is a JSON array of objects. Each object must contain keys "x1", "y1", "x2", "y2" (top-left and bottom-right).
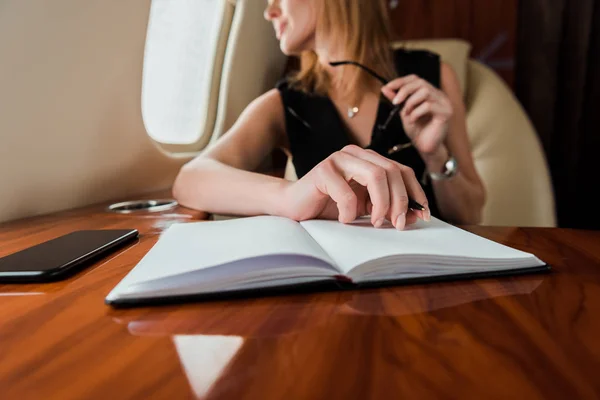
[{"x1": 0, "y1": 229, "x2": 139, "y2": 282}]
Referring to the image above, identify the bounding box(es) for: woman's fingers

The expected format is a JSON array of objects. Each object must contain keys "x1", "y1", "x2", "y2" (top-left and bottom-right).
[
  {"x1": 381, "y1": 76, "x2": 418, "y2": 103},
  {"x1": 382, "y1": 74, "x2": 419, "y2": 91},
  {"x1": 406, "y1": 212, "x2": 419, "y2": 226},
  {"x1": 342, "y1": 146, "x2": 408, "y2": 229},
  {"x1": 316, "y1": 160, "x2": 358, "y2": 224},
  {"x1": 381, "y1": 86, "x2": 397, "y2": 103},
  {"x1": 392, "y1": 80, "x2": 423, "y2": 106},
  {"x1": 341, "y1": 146, "x2": 428, "y2": 230},
  {"x1": 399, "y1": 165, "x2": 430, "y2": 222},
  {"x1": 408, "y1": 101, "x2": 449, "y2": 123},
  {"x1": 366, "y1": 198, "x2": 373, "y2": 216},
  {"x1": 382, "y1": 76, "x2": 435, "y2": 107},
  {"x1": 314, "y1": 146, "x2": 430, "y2": 228},
  {"x1": 319, "y1": 149, "x2": 391, "y2": 225},
  {"x1": 402, "y1": 87, "x2": 431, "y2": 116}
]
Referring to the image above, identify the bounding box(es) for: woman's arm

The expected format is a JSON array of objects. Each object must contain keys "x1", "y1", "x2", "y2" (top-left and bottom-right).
[
  {"x1": 422, "y1": 63, "x2": 486, "y2": 224},
  {"x1": 172, "y1": 89, "x2": 290, "y2": 217},
  {"x1": 173, "y1": 89, "x2": 430, "y2": 230},
  {"x1": 381, "y1": 62, "x2": 486, "y2": 224}
]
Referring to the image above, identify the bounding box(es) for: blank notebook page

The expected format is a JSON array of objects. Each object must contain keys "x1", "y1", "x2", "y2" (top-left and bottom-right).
[
  {"x1": 300, "y1": 217, "x2": 543, "y2": 275},
  {"x1": 114, "y1": 216, "x2": 333, "y2": 288}
]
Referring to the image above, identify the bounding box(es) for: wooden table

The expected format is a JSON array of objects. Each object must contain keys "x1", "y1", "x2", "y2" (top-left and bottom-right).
[{"x1": 1, "y1": 193, "x2": 600, "y2": 399}]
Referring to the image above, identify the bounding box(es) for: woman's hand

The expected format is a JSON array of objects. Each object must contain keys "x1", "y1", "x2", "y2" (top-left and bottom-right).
[
  {"x1": 279, "y1": 145, "x2": 430, "y2": 230},
  {"x1": 381, "y1": 75, "x2": 453, "y2": 156}
]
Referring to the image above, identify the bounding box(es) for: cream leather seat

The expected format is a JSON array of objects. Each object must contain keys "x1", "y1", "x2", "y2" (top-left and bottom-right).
[{"x1": 284, "y1": 39, "x2": 557, "y2": 227}]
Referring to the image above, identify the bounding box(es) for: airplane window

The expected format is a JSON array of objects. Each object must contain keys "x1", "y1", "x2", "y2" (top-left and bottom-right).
[{"x1": 141, "y1": 0, "x2": 228, "y2": 145}]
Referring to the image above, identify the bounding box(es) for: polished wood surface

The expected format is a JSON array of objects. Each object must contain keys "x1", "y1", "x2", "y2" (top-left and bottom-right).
[{"x1": 1, "y1": 192, "x2": 600, "y2": 399}]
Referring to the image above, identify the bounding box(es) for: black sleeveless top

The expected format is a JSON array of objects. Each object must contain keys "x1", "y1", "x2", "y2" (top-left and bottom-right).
[{"x1": 276, "y1": 48, "x2": 442, "y2": 218}]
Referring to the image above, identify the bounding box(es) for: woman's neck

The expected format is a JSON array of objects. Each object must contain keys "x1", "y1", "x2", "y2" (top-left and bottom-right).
[
  {"x1": 313, "y1": 45, "x2": 385, "y2": 105},
  {"x1": 314, "y1": 44, "x2": 347, "y2": 80}
]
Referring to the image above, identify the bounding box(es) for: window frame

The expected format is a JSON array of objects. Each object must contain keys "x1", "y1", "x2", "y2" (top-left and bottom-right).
[{"x1": 140, "y1": 0, "x2": 236, "y2": 153}]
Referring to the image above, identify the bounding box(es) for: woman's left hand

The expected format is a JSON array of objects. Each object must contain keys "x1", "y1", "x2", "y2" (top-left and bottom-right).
[{"x1": 381, "y1": 75, "x2": 453, "y2": 156}]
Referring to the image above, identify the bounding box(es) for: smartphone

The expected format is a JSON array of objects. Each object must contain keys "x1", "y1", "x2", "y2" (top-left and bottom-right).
[{"x1": 0, "y1": 229, "x2": 139, "y2": 283}]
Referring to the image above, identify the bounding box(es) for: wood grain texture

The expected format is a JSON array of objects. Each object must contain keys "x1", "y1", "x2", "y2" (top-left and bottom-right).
[
  {"x1": 1, "y1": 192, "x2": 600, "y2": 399},
  {"x1": 391, "y1": 0, "x2": 518, "y2": 87}
]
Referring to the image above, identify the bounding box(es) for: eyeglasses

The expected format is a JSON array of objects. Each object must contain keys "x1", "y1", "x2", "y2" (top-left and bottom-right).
[{"x1": 330, "y1": 60, "x2": 412, "y2": 155}]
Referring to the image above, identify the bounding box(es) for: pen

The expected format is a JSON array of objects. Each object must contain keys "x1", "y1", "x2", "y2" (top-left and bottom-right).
[{"x1": 409, "y1": 199, "x2": 426, "y2": 211}]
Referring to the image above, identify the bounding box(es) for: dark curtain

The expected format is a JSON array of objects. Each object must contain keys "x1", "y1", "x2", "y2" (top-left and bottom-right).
[{"x1": 515, "y1": 0, "x2": 600, "y2": 229}]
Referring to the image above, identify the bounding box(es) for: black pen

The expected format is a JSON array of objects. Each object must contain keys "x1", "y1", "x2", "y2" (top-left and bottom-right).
[{"x1": 409, "y1": 199, "x2": 426, "y2": 211}]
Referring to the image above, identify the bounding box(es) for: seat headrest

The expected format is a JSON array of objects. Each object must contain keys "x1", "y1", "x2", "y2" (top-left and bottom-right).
[{"x1": 392, "y1": 38, "x2": 472, "y2": 95}]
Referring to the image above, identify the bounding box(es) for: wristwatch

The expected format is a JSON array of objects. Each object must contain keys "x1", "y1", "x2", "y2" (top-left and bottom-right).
[{"x1": 429, "y1": 155, "x2": 458, "y2": 181}]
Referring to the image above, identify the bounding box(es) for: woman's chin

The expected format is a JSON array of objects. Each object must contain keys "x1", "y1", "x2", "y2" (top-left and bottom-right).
[
  {"x1": 279, "y1": 39, "x2": 305, "y2": 56},
  {"x1": 279, "y1": 41, "x2": 294, "y2": 55}
]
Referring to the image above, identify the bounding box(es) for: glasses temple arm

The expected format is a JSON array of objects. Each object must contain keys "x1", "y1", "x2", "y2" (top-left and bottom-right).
[{"x1": 328, "y1": 61, "x2": 389, "y2": 85}]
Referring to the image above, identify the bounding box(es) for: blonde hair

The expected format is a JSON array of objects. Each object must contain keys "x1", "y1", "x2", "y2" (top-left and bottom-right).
[{"x1": 290, "y1": 0, "x2": 395, "y2": 105}]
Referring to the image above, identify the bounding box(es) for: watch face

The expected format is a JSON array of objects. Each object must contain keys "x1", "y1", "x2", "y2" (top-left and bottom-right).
[
  {"x1": 445, "y1": 157, "x2": 457, "y2": 172},
  {"x1": 444, "y1": 157, "x2": 458, "y2": 177},
  {"x1": 430, "y1": 156, "x2": 457, "y2": 181}
]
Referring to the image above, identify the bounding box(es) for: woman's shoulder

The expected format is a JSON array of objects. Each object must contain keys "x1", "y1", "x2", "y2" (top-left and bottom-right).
[
  {"x1": 275, "y1": 76, "x2": 313, "y2": 107},
  {"x1": 393, "y1": 46, "x2": 440, "y2": 60},
  {"x1": 275, "y1": 77, "x2": 291, "y2": 91},
  {"x1": 240, "y1": 89, "x2": 285, "y2": 130},
  {"x1": 392, "y1": 47, "x2": 441, "y2": 88},
  {"x1": 275, "y1": 76, "x2": 309, "y2": 95},
  {"x1": 246, "y1": 88, "x2": 282, "y2": 109}
]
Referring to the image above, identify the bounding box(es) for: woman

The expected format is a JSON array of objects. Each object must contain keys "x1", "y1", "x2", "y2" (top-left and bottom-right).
[{"x1": 173, "y1": 0, "x2": 485, "y2": 230}]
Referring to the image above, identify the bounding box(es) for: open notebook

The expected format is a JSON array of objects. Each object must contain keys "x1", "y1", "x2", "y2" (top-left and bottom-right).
[{"x1": 105, "y1": 216, "x2": 549, "y2": 307}]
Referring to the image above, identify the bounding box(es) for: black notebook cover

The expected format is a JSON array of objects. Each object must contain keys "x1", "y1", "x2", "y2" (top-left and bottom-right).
[{"x1": 105, "y1": 264, "x2": 551, "y2": 308}]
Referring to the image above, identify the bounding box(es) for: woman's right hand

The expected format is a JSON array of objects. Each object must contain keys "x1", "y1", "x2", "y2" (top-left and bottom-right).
[{"x1": 279, "y1": 145, "x2": 431, "y2": 230}]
